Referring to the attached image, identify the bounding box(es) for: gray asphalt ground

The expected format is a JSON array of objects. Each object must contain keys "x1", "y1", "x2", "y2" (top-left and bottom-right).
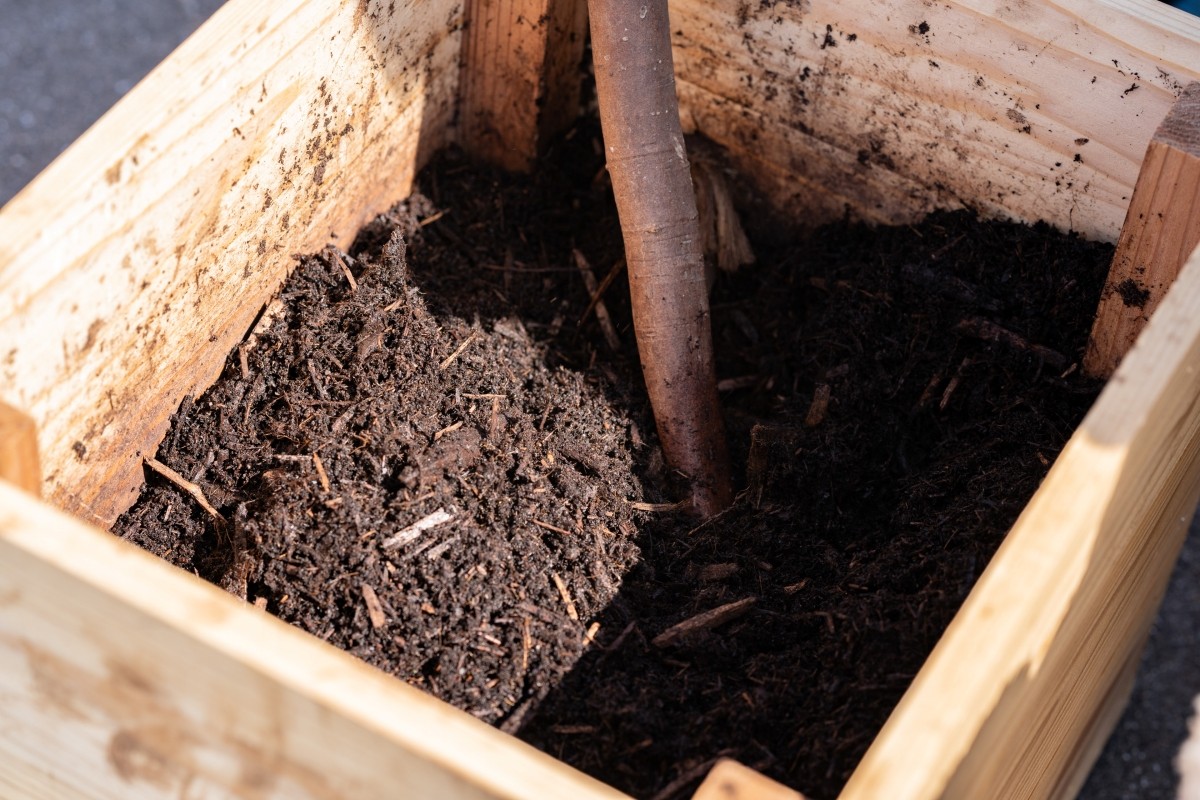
[{"x1": 1, "y1": 2, "x2": 1197, "y2": 798}]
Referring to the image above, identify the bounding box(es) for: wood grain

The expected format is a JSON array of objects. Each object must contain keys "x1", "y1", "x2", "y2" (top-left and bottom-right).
[
  {"x1": 0, "y1": 0, "x2": 462, "y2": 528},
  {"x1": 0, "y1": 480, "x2": 629, "y2": 800},
  {"x1": 0, "y1": 401, "x2": 40, "y2": 496},
  {"x1": 460, "y1": 0, "x2": 588, "y2": 170},
  {"x1": 1085, "y1": 82, "x2": 1200, "y2": 377},
  {"x1": 669, "y1": 0, "x2": 1200, "y2": 241},
  {"x1": 842, "y1": 237, "x2": 1200, "y2": 798}
]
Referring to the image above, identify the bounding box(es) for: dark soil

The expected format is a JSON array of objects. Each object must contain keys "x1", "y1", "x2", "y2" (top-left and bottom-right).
[{"x1": 115, "y1": 122, "x2": 1112, "y2": 800}]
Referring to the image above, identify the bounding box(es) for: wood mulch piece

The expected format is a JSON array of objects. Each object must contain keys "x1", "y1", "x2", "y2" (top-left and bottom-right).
[{"x1": 116, "y1": 120, "x2": 1111, "y2": 799}]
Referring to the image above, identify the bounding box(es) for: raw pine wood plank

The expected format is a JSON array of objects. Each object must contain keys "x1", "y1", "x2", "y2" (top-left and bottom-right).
[
  {"x1": 537, "y1": 0, "x2": 590, "y2": 147},
  {"x1": 669, "y1": 0, "x2": 1200, "y2": 241},
  {"x1": 460, "y1": 0, "x2": 588, "y2": 170},
  {"x1": 0, "y1": 481, "x2": 630, "y2": 800},
  {"x1": 841, "y1": 239, "x2": 1200, "y2": 799},
  {"x1": 692, "y1": 759, "x2": 806, "y2": 800},
  {"x1": 0, "y1": 401, "x2": 40, "y2": 496},
  {"x1": 1085, "y1": 82, "x2": 1200, "y2": 377},
  {"x1": 0, "y1": 0, "x2": 462, "y2": 528}
]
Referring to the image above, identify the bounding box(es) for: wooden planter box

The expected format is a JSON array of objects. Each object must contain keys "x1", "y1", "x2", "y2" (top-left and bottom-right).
[{"x1": 3, "y1": 1, "x2": 1200, "y2": 797}]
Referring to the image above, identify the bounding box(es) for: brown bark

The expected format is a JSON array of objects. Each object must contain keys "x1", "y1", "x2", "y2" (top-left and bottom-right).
[{"x1": 588, "y1": 0, "x2": 732, "y2": 515}]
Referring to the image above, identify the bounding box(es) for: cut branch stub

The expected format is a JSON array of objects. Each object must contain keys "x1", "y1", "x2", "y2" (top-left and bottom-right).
[{"x1": 588, "y1": 0, "x2": 733, "y2": 516}]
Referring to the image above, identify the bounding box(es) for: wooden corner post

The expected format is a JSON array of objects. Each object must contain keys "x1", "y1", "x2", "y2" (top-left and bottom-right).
[
  {"x1": 0, "y1": 402, "x2": 41, "y2": 497},
  {"x1": 1084, "y1": 82, "x2": 1200, "y2": 378},
  {"x1": 692, "y1": 759, "x2": 807, "y2": 800},
  {"x1": 460, "y1": 0, "x2": 588, "y2": 171}
]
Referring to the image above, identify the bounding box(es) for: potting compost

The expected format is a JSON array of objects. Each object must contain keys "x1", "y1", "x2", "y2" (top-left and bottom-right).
[{"x1": 116, "y1": 121, "x2": 1112, "y2": 799}]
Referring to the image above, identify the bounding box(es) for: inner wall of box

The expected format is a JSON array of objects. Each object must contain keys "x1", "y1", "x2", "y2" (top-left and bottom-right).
[
  {"x1": 459, "y1": 0, "x2": 1190, "y2": 245},
  {"x1": 669, "y1": 0, "x2": 1200, "y2": 240},
  {"x1": 1, "y1": 1, "x2": 464, "y2": 528}
]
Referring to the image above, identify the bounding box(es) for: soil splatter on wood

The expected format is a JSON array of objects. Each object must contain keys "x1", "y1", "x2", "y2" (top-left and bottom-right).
[
  {"x1": 116, "y1": 121, "x2": 1111, "y2": 799},
  {"x1": 1116, "y1": 276, "x2": 1151, "y2": 308}
]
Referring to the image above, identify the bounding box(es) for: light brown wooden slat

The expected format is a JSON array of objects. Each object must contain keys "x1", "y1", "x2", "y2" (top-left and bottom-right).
[
  {"x1": 0, "y1": 480, "x2": 630, "y2": 800},
  {"x1": 460, "y1": 0, "x2": 588, "y2": 170},
  {"x1": 842, "y1": 238, "x2": 1200, "y2": 798},
  {"x1": 1085, "y1": 82, "x2": 1200, "y2": 377},
  {"x1": 669, "y1": 0, "x2": 1200, "y2": 240},
  {"x1": 0, "y1": 401, "x2": 40, "y2": 496}
]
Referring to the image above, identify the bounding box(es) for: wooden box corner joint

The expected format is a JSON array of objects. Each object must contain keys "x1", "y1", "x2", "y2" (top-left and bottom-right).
[
  {"x1": 460, "y1": 0, "x2": 588, "y2": 171},
  {"x1": 0, "y1": 402, "x2": 41, "y2": 497},
  {"x1": 1085, "y1": 81, "x2": 1200, "y2": 378}
]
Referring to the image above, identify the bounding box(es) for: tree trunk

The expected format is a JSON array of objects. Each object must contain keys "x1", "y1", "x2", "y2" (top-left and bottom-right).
[{"x1": 588, "y1": 0, "x2": 732, "y2": 516}]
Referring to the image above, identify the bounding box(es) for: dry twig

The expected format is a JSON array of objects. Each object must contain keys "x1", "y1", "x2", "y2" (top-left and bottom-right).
[
  {"x1": 418, "y1": 209, "x2": 447, "y2": 227},
  {"x1": 573, "y1": 249, "x2": 621, "y2": 350},
  {"x1": 955, "y1": 316, "x2": 1066, "y2": 368},
  {"x1": 382, "y1": 509, "x2": 454, "y2": 550},
  {"x1": 533, "y1": 518, "x2": 573, "y2": 536},
  {"x1": 361, "y1": 584, "x2": 386, "y2": 629},
  {"x1": 433, "y1": 421, "x2": 464, "y2": 441},
  {"x1": 338, "y1": 259, "x2": 358, "y2": 291},
  {"x1": 439, "y1": 331, "x2": 480, "y2": 370},
  {"x1": 323, "y1": 246, "x2": 359, "y2": 291},
  {"x1": 605, "y1": 621, "x2": 637, "y2": 653},
  {"x1": 521, "y1": 617, "x2": 532, "y2": 672},
  {"x1": 144, "y1": 457, "x2": 223, "y2": 522},
  {"x1": 652, "y1": 597, "x2": 758, "y2": 647},
  {"x1": 551, "y1": 572, "x2": 580, "y2": 621},
  {"x1": 578, "y1": 258, "x2": 627, "y2": 327},
  {"x1": 312, "y1": 452, "x2": 331, "y2": 493},
  {"x1": 628, "y1": 499, "x2": 690, "y2": 512}
]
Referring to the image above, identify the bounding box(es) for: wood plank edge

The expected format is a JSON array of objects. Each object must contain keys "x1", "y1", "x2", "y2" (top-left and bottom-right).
[
  {"x1": 0, "y1": 482, "x2": 629, "y2": 800},
  {"x1": 1084, "y1": 82, "x2": 1200, "y2": 377},
  {"x1": 692, "y1": 759, "x2": 807, "y2": 799},
  {"x1": 841, "y1": 239, "x2": 1200, "y2": 799}
]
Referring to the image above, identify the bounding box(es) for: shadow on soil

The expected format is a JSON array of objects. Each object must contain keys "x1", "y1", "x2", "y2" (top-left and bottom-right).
[{"x1": 392, "y1": 120, "x2": 1110, "y2": 800}]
